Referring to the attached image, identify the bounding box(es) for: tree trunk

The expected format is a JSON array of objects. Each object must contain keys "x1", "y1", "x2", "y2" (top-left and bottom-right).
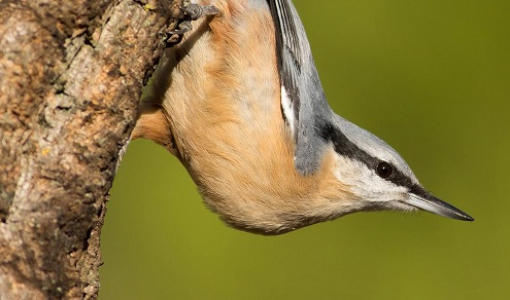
[{"x1": 0, "y1": 0, "x2": 178, "y2": 298}]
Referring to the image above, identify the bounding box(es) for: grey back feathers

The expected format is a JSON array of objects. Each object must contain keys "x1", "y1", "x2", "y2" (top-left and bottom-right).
[
  {"x1": 267, "y1": 0, "x2": 333, "y2": 175},
  {"x1": 267, "y1": 0, "x2": 419, "y2": 188}
]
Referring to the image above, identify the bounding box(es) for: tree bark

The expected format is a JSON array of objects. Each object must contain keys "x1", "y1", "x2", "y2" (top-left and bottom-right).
[{"x1": 0, "y1": 0, "x2": 178, "y2": 298}]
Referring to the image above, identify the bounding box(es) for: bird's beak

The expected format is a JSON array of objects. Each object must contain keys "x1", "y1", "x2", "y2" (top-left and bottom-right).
[{"x1": 407, "y1": 193, "x2": 474, "y2": 221}]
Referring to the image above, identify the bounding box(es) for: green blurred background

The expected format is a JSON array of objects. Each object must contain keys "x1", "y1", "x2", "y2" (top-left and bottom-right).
[{"x1": 100, "y1": 0, "x2": 509, "y2": 299}]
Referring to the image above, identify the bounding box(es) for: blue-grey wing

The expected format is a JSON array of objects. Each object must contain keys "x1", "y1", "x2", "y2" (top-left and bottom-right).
[{"x1": 266, "y1": 0, "x2": 332, "y2": 175}]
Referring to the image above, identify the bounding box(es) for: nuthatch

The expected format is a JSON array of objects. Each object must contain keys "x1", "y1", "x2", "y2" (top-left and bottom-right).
[{"x1": 132, "y1": 0, "x2": 473, "y2": 234}]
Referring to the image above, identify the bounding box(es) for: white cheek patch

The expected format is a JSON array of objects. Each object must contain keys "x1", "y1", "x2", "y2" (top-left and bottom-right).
[
  {"x1": 280, "y1": 86, "x2": 296, "y2": 137},
  {"x1": 333, "y1": 155, "x2": 407, "y2": 202},
  {"x1": 333, "y1": 155, "x2": 372, "y2": 193}
]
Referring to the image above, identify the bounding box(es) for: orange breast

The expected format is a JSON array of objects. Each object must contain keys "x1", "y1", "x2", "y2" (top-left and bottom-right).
[{"x1": 134, "y1": 0, "x2": 353, "y2": 233}]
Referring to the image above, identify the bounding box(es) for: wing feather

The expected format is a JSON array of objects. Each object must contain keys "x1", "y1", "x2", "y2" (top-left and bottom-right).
[{"x1": 266, "y1": 0, "x2": 332, "y2": 175}]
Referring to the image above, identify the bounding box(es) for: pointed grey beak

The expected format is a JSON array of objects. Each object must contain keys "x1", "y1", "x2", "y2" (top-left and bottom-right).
[{"x1": 407, "y1": 193, "x2": 474, "y2": 221}]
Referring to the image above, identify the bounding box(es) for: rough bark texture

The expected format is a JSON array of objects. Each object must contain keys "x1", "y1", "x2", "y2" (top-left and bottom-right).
[{"x1": 0, "y1": 0, "x2": 179, "y2": 298}]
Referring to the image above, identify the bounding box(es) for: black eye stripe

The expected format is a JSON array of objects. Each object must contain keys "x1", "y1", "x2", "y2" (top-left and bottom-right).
[
  {"x1": 319, "y1": 122, "x2": 418, "y2": 192},
  {"x1": 319, "y1": 122, "x2": 379, "y2": 167}
]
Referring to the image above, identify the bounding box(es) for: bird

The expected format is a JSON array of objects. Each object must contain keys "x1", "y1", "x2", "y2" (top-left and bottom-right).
[{"x1": 132, "y1": 0, "x2": 474, "y2": 235}]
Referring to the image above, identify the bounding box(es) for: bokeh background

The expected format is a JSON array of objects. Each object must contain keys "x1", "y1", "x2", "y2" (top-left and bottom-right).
[{"x1": 100, "y1": 0, "x2": 509, "y2": 299}]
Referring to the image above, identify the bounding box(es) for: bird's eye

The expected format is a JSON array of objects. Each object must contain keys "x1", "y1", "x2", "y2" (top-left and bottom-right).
[{"x1": 376, "y1": 162, "x2": 393, "y2": 178}]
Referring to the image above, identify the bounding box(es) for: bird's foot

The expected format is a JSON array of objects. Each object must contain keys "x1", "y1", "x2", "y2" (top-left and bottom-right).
[{"x1": 168, "y1": 1, "x2": 219, "y2": 35}]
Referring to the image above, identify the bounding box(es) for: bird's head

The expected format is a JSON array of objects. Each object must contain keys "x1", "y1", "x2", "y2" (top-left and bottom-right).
[{"x1": 325, "y1": 116, "x2": 473, "y2": 221}]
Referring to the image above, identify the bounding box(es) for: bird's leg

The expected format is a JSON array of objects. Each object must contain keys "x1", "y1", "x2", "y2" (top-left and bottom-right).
[
  {"x1": 133, "y1": 0, "x2": 219, "y2": 155},
  {"x1": 168, "y1": 1, "x2": 219, "y2": 35}
]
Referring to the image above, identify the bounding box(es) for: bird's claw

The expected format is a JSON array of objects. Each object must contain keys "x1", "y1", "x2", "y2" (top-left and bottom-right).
[{"x1": 168, "y1": 3, "x2": 219, "y2": 35}]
